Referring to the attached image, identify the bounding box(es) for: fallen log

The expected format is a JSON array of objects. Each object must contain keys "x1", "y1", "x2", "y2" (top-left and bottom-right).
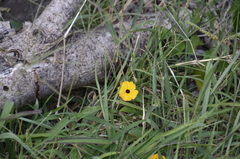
[{"x1": 0, "y1": 0, "x2": 171, "y2": 108}]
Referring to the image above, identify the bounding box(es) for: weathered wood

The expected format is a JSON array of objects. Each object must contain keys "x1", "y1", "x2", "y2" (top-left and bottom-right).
[
  {"x1": 0, "y1": 0, "x2": 171, "y2": 108},
  {"x1": 0, "y1": 26, "x2": 116, "y2": 107},
  {"x1": 0, "y1": 0, "x2": 51, "y2": 22}
]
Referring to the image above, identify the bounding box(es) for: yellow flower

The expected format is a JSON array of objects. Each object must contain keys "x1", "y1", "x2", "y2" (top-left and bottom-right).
[
  {"x1": 149, "y1": 154, "x2": 166, "y2": 159},
  {"x1": 119, "y1": 81, "x2": 138, "y2": 101}
]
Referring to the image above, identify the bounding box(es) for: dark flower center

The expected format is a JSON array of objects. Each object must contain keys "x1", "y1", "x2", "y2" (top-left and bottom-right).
[{"x1": 126, "y1": 89, "x2": 130, "y2": 93}]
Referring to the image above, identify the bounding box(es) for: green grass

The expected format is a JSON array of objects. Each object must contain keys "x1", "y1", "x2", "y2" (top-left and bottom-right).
[{"x1": 1, "y1": 0, "x2": 240, "y2": 158}]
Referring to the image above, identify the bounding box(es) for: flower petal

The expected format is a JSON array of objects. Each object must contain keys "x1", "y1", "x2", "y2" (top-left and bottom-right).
[{"x1": 119, "y1": 81, "x2": 138, "y2": 101}]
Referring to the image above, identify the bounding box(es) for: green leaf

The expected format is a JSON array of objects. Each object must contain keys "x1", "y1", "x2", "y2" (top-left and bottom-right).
[
  {"x1": 211, "y1": 51, "x2": 240, "y2": 93},
  {"x1": 228, "y1": 0, "x2": 240, "y2": 14},
  {"x1": 129, "y1": 127, "x2": 142, "y2": 138},
  {"x1": 75, "y1": 106, "x2": 101, "y2": 119},
  {"x1": 228, "y1": 0, "x2": 240, "y2": 31},
  {"x1": 120, "y1": 106, "x2": 142, "y2": 115},
  {"x1": 46, "y1": 137, "x2": 112, "y2": 145},
  {"x1": 203, "y1": 47, "x2": 217, "y2": 59},
  {"x1": 206, "y1": 12, "x2": 215, "y2": 29},
  {"x1": 172, "y1": 40, "x2": 185, "y2": 57},
  {"x1": 0, "y1": 101, "x2": 14, "y2": 130},
  {"x1": 36, "y1": 117, "x2": 73, "y2": 146},
  {"x1": 191, "y1": 12, "x2": 201, "y2": 24},
  {"x1": 192, "y1": 65, "x2": 205, "y2": 91},
  {"x1": 0, "y1": 110, "x2": 41, "y2": 122},
  {"x1": 191, "y1": 35, "x2": 204, "y2": 50},
  {"x1": 186, "y1": 35, "x2": 203, "y2": 53},
  {"x1": 0, "y1": 132, "x2": 36, "y2": 156},
  {"x1": 215, "y1": 61, "x2": 229, "y2": 72},
  {"x1": 10, "y1": 19, "x2": 22, "y2": 32}
]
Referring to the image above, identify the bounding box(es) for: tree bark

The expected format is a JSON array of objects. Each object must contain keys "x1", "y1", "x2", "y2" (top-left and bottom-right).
[{"x1": 0, "y1": 0, "x2": 171, "y2": 108}]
